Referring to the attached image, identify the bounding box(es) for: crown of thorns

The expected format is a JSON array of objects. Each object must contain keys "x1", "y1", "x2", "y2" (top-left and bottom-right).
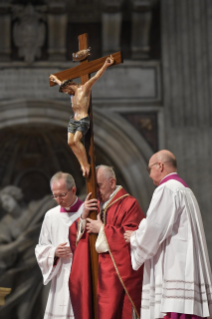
[{"x1": 59, "y1": 79, "x2": 78, "y2": 92}]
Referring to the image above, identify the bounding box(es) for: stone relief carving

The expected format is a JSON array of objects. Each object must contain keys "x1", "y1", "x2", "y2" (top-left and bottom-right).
[
  {"x1": 0, "y1": 185, "x2": 56, "y2": 319},
  {"x1": 13, "y1": 4, "x2": 46, "y2": 64}
]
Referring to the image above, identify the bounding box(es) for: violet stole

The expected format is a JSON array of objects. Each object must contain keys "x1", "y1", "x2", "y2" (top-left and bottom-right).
[
  {"x1": 159, "y1": 174, "x2": 188, "y2": 188},
  {"x1": 60, "y1": 198, "x2": 83, "y2": 213}
]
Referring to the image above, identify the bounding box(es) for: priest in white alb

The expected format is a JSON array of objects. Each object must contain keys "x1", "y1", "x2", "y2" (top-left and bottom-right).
[
  {"x1": 35, "y1": 172, "x2": 97, "y2": 319},
  {"x1": 124, "y1": 150, "x2": 212, "y2": 319}
]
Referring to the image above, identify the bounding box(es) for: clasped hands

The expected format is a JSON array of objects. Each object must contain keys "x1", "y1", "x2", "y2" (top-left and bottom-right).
[
  {"x1": 55, "y1": 242, "x2": 72, "y2": 258},
  {"x1": 82, "y1": 192, "x2": 103, "y2": 234}
]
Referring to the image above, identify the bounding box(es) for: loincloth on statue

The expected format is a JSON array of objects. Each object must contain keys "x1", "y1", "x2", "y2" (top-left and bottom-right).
[{"x1": 68, "y1": 116, "x2": 90, "y2": 136}]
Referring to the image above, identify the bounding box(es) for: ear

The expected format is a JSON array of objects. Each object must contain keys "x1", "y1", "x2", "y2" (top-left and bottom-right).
[
  {"x1": 160, "y1": 162, "x2": 165, "y2": 172},
  {"x1": 71, "y1": 187, "x2": 77, "y2": 195},
  {"x1": 110, "y1": 178, "x2": 116, "y2": 189}
]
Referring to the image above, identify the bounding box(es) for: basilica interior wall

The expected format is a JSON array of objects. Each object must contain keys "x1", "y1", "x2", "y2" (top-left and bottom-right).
[
  {"x1": 161, "y1": 0, "x2": 212, "y2": 260},
  {"x1": 1, "y1": 0, "x2": 212, "y2": 318}
]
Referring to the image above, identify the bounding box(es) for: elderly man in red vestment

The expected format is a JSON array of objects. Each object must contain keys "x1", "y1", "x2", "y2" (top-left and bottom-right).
[{"x1": 80, "y1": 165, "x2": 145, "y2": 319}]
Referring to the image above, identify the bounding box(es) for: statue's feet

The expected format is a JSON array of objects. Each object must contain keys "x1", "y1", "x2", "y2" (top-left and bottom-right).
[{"x1": 81, "y1": 164, "x2": 91, "y2": 178}]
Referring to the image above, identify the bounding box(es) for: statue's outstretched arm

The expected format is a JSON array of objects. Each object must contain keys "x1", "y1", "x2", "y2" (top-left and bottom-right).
[
  {"x1": 83, "y1": 55, "x2": 114, "y2": 92},
  {"x1": 49, "y1": 74, "x2": 61, "y2": 86}
]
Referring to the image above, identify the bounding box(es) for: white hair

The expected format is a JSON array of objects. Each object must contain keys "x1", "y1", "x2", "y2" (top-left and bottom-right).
[
  {"x1": 50, "y1": 172, "x2": 76, "y2": 190},
  {"x1": 96, "y1": 165, "x2": 116, "y2": 181}
]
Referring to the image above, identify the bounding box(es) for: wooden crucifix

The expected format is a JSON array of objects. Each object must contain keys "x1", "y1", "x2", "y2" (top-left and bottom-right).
[{"x1": 49, "y1": 33, "x2": 123, "y2": 318}]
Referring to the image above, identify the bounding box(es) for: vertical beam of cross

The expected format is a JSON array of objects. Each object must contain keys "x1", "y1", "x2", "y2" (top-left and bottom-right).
[{"x1": 78, "y1": 33, "x2": 98, "y2": 319}]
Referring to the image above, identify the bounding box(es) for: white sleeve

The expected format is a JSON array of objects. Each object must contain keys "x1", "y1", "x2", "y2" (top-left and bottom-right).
[
  {"x1": 130, "y1": 185, "x2": 179, "y2": 270},
  {"x1": 35, "y1": 215, "x2": 61, "y2": 285},
  {"x1": 95, "y1": 225, "x2": 109, "y2": 253},
  {"x1": 76, "y1": 218, "x2": 86, "y2": 243}
]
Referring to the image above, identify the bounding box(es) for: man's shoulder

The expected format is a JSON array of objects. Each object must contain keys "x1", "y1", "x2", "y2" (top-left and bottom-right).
[
  {"x1": 116, "y1": 187, "x2": 139, "y2": 205},
  {"x1": 45, "y1": 205, "x2": 60, "y2": 219},
  {"x1": 159, "y1": 179, "x2": 188, "y2": 192}
]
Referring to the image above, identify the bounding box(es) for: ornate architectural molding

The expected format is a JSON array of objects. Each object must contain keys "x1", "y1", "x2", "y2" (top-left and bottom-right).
[
  {"x1": 46, "y1": 0, "x2": 68, "y2": 61},
  {"x1": 131, "y1": 0, "x2": 158, "y2": 59},
  {"x1": 13, "y1": 4, "x2": 46, "y2": 64},
  {"x1": 101, "y1": 0, "x2": 124, "y2": 55}
]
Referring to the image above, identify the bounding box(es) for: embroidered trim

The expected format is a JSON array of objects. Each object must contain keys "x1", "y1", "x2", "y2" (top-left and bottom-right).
[
  {"x1": 161, "y1": 294, "x2": 211, "y2": 303},
  {"x1": 102, "y1": 225, "x2": 140, "y2": 319},
  {"x1": 143, "y1": 286, "x2": 212, "y2": 295},
  {"x1": 164, "y1": 279, "x2": 212, "y2": 288},
  {"x1": 45, "y1": 312, "x2": 74, "y2": 318},
  {"x1": 163, "y1": 287, "x2": 210, "y2": 294},
  {"x1": 102, "y1": 193, "x2": 130, "y2": 225}
]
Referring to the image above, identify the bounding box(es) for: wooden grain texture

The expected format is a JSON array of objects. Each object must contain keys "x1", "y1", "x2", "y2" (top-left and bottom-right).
[
  {"x1": 49, "y1": 51, "x2": 122, "y2": 86},
  {"x1": 49, "y1": 34, "x2": 123, "y2": 318},
  {"x1": 78, "y1": 33, "x2": 98, "y2": 319}
]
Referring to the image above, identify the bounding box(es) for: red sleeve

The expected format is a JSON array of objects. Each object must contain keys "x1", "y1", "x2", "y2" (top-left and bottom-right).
[{"x1": 104, "y1": 198, "x2": 145, "y2": 316}]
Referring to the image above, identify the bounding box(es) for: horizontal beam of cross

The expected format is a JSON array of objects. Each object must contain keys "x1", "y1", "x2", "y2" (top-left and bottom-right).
[{"x1": 49, "y1": 51, "x2": 123, "y2": 86}]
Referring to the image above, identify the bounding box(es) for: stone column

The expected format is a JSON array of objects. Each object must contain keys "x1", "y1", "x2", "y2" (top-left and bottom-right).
[
  {"x1": 161, "y1": 0, "x2": 212, "y2": 260},
  {"x1": 0, "y1": 2, "x2": 11, "y2": 61},
  {"x1": 131, "y1": 0, "x2": 156, "y2": 59},
  {"x1": 47, "y1": 1, "x2": 68, "y2": 61},
  {"x1": 101, "y1": 0, "x2": 124, "y2": 56}
]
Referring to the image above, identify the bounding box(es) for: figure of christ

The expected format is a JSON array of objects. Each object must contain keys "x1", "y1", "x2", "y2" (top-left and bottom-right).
[{"x1": 49, "y1": 55, "x2": 114, "y2": 178}]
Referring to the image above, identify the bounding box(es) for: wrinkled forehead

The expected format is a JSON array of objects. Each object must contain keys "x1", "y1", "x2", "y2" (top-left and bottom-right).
[
  {"x1": 96, "y1": 170, "x2": 109, "y2": 184},
  {"x1": 51, "y1": 178, "x2": 67, "y2": 190}
]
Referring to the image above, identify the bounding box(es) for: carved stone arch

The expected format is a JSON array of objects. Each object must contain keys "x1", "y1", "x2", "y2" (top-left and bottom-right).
[{"x1": 0, "y1": 99, "x2": 154, "y2": 210}]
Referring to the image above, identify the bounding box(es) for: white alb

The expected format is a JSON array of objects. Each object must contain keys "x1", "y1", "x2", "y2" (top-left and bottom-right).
[
  {"x1": 35, "y1": 204, "x2": 83, "y2": 319},
  {"x1": 130, "y1": 177, "x2": 212, "y2": 319}
]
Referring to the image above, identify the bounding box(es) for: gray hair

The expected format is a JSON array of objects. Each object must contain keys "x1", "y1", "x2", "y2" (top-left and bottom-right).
[
  {"x1": 96, "y1": 165, "x2": 116, "y2": 181},
  {"x1": 0, "y1": 185, "x2": 23, "y2": 201},
  {"x1": 50, "y1": 172, "x2": 76, "y2": 190}
]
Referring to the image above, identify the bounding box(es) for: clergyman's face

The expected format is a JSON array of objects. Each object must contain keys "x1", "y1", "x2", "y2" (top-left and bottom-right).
[
  {"x1": 51, "y1": 179, "x2": 76, "y2": 207},
  {"x1": 96, "y1": 169, "x2": 115, "y2": 203},
  {"x1": 1, "y1": 194, "x2": 18, "y2": 214}
]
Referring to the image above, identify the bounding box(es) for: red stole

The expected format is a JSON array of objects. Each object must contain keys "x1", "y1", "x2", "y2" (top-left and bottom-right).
[
  {"x1": 98, "y1": 187, "x2": 145, "y2": 319},
  {"x1": 69, "y1": 218, "x2": 92, "y2": 319}
]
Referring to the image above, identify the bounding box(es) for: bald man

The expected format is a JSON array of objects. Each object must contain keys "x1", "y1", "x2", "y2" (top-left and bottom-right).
[{"x1": 124, "y1": 150, "x2": 212, "y2": 319}]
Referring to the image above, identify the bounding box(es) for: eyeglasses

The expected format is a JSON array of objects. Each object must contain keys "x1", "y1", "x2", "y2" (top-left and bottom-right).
[
  {"x1": 52, "y1": 192, "x2": 69, "y2": 200},
  {"x1": 146, "y1": 162, "x2": 159, "y2": 174}
]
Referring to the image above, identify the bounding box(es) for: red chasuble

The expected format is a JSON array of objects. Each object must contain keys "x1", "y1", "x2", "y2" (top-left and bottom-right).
[
  {"x1": 69, "y1": 214, "x2": 93, "y2": 319},
  {"x1": 98, "y1": 187, "x2": 145, "y2": 319}
]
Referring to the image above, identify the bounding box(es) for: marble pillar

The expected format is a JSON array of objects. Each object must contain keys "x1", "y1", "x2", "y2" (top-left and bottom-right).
[
  {"x1": 47, "y1": 1, "x2": 68, "y2": 61},
  {"x1": 101, "y1": 0, "x2": 124, "y2": 56},
  {"x1": 161, "y1": 0, "x2": 212, "y2": 261},
  {"x1": 131, "y1": 0, "x2": 156, "y2": 59}
]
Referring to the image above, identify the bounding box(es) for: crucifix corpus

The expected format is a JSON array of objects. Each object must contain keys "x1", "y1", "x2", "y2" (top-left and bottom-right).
[{"x1": 49, "y1": 33, "x2": 123, "y2": 318}]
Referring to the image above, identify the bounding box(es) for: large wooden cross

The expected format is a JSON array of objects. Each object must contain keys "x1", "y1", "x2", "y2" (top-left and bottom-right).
[{"x1": 49, "y1": 33, "x2": 122, "y2": 319}]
